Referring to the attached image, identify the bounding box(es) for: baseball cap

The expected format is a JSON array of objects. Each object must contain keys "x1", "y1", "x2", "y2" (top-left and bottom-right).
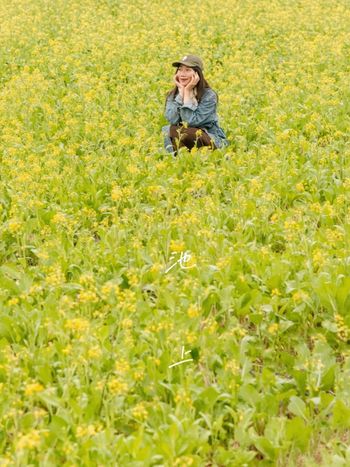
[{"x1": 172, "y1": 54, "x2": 204, "y2": 71}]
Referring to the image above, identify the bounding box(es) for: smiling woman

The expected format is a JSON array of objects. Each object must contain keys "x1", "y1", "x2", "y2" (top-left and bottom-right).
[{"x1": 162, "y1": 54, "x2": 229, "y2": 156}]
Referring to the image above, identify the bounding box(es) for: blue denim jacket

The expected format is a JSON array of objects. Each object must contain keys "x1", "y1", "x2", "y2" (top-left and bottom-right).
[{"x1": 162, "y1": 88, "x2": 229, "y2": 153}]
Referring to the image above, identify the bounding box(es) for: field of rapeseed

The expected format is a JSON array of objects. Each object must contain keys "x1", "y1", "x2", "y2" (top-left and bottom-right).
[{"x1": 1, "y1": 0, "x2": 350, "y2": 465}]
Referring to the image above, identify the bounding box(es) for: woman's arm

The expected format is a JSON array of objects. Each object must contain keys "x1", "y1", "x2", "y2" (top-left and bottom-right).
[
  {"x1": 164, "y1": 93, "x2": 182, "y2": 125},
  {"x1": 179, "y1": 89, "x2": 217, "y2": 127}
]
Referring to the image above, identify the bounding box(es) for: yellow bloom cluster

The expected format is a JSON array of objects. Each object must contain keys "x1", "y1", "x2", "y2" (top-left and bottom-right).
[
  {"x1": 24, "y1": 382, "x2": 44, "y2": 396},
  {"x1": 16, "y1": 430, "x2": 41, "y2": 450},
  {"x1": 131, "y1": 402, "x2": 148, "y2": 421},
  {"x1": 64, "y1": 318, "x2": 90, "y2": 333},
  {"x1": 107, "y1": 378, "x2": 128, "y2": 395},
  {"x1": 76, "y1": 424, "x2": 102, "y2": 438},
  {"x1": 0, "y1": 0, "x2": 349, "y2": 462},
  {"x1": 187, "y1": 304, "x2": 200, "y2": 318},
  {"x1": 335, "y1": 314, "x2": 349, "y2": 342}
]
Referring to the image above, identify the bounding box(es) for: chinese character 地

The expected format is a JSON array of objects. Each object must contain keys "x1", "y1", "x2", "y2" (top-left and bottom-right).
[{"x1": 165, "y1": 250, "x2": 196, "y2": 274}]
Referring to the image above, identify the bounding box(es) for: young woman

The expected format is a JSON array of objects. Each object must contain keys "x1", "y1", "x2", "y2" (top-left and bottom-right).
[{"x1": 162, "y1": 54, "x2": 228, "y2": 155}]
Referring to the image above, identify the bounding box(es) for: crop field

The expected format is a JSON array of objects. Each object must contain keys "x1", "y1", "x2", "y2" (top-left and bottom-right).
[{"x1": 0, "y1": 0, "x2": 350, "y2": 465}]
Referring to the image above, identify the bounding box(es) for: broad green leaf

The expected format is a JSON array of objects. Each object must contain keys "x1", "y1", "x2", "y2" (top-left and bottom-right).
[
  {"x1": 254, "y1": 436, "x2": 277, "y2": 460},
  {"x1": 238, "y1": 384, "x2": 260, "y2": 405},
  {"x1": 285, "y1": 416, "x2": 311, "y2": 450},
  {"x1": 199, "y1": 386, "x2": 219, "y2": 408},
  {"x1": 332, "y1": 400, "x2": 350, "y2": 429},
  {"x1": 288, "y1": 396, "x2": 308, "y2": 421}
]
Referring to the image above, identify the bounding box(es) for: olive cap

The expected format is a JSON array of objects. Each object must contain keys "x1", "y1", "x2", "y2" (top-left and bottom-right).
[{"x1": 172, "y1": 54, "x2": 204, "y2": 71}]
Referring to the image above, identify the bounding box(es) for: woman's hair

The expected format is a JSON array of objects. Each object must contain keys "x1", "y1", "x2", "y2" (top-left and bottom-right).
[{"x1": 166, "y1": 65, "x2": 218, "y2": 104}]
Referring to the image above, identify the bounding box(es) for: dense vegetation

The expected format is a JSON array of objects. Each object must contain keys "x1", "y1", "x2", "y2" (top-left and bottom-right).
[{"x1": 0, "y1": 0, "x2": 350, "y2": 464}]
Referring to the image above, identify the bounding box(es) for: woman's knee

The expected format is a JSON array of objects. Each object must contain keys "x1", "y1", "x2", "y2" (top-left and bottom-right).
[
  {"x1": 169, "y1": 126, "x2": 216, "y2": 151},
  {"x1": 169, "y1": 125, "x2": 181, "y2": 139}
]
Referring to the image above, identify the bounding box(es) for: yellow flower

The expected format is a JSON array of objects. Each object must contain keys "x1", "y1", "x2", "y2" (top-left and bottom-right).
[
  {"x1": 64, "y1": 318, "x2": 90, "y2": 333},
  {"x1": 52, "y1": 212, "x2": 66, "y2": 225},
  {"x1": 7, "y1": 218, "x2": 22, "y2": 233},
  {"x1": 312, "y1": 249, "x2": 326, "y2": 268},
  {"x1": 7, "y1": 297, "x2": 19, "y2": 306},
  {"x1": 121, "y1": 318, "x2": 133, "y2": 329},
  {"x1": 187, "y1": 304, "x2": 200, "y2": 318},
  {"x1": 126, "y1": 164, "x2": 139, "y2": 175},
  {"x1": 186, "y1": 331, "x2": 198, "y2": 343},
  {"x1": 17, "y1": 430, "x2": 41, "y2": 450},
  {"x1": 310, "y1": 202, "x2": 321, "y2": 213},
  {"x1": 133, "y1": 366, "x2": 145, "y2": 381},
  {"x1": 77, "y1": 290, "x2": 99, "y2": 304},
  {"x1": 174, "y1": 456, "x2": 194, "y2": 466},
  {"x1": 225, "y1": 360, "x2": 240, "y2": 375},
  {"x1": 271, "y1": 288, "x2": 281, "y2": 296},
  {"x1": 87, "y1": 346, "x2": 102, "y2": 359},
  {"x1": 292, "y1": 290, "x2": 309, "y2": 303},
  {"x1": 33, "y1": 408, "x2": 47, "y2": 419},
  {"x1": 115, "y1": 358, "x2": 130, "y2": 374},
  {"x1": 268, "y1": 323, "x2": 279, "y2": 334},
  {"x1": 79, "y1": 273, "x2": 95, "y2": 287},
  {"x1": 111, "y1": 185, "x2": 122, "y2": 201},
  {"x1": 62, "y1": 344, "x2": 72, "y2": 355},
  {"x1": 169, "y1": 239, "x2": 185, "y2": 253},
  {"x1": 335, "y1": 314, "x2": 349, "y2": 342},
  {"x1": 126, "y1": 270, "x2": 139, "y2": 287},
  {"x1": 175, "y1": 389, "x2": 192, "y2": 406},
  {"x1": 46, "y1": 267, "x2": 65, "y2": 287},
  {"x1": 76, "y1": 424, "x2": 98, "y2": 438},
  {"x1": 131, "y1": 402, "x2": 148, "y2": 421},
  {"x1": 150, "y1": 262, "x2": 162, "y2": 273},
  {"x1": 24, "y1": 382, "x2": 44, "y2": 396},
  {"x1": 107, "y1": 378, "x2": 128, "y2": 395}
]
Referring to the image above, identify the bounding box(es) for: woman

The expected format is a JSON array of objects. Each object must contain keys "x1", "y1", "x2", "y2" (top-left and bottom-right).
[{"x1": 162, "y1": 54, "x2": 228, "y2": 155}]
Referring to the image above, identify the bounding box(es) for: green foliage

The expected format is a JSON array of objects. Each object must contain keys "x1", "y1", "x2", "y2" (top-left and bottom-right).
[{"x1": 0, "y1": 0, "x2": 349, "y2": 464}]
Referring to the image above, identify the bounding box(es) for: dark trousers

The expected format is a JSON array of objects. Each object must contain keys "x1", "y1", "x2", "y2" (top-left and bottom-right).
[{"x1": 169, "y1": 125, "x2": 217, "y2": 154}]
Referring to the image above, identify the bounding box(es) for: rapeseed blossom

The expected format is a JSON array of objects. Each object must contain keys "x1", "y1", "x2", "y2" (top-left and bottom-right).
[{"x1": 0, "y1": 0, "x2": 349, "y2": 464}]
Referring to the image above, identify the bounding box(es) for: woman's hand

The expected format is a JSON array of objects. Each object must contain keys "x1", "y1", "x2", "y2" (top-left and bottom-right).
[
  {"x1": 174, "y1": 74, "x2": 185, "y2": 98},
  {"x1": 184, "y1": 71, "x2": 200, "y2": 91},
  {"x1": 182, "y1": 71, "x2": 200, "y2": 105}
]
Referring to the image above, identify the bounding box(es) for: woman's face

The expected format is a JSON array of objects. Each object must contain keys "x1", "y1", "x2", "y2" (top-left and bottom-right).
[{"x1": 176, "y1": 65, "x2": 195, "y2": 86}]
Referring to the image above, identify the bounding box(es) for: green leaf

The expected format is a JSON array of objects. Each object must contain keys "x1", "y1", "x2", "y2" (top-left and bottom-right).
[
  {"x1": 199, "y1": 386, "x2": 219, "y2": 409},
  {"x1": 37, "y1": 392, "x2": 63, "y2": 411},
  {"x1": 336, "y1": 277, "x2": 350, "y2": 312},
  {"x1": 21, "y1": 413, "x2": 35, "y2": 430},
  {"x1": 264, "y1": 416, "x2": 286, "y2": 445},
  {"x1": 36, "y1": 363, "x2": 52, "y2": 384},
  {"x1": 0, "y1": 316, "x2": 22, "y2": 342},
  {"x1": 288, "y1": 396, "x2": 308, "y2": 421},
  {"x1": 190, "y1": 347, "x2": 200, "y2": 362},
  {"x1": 238, "y1": 384, "x2": 260, "y2": 406},
  {"x1": 332, "y1": 400, "x2": 350, "y2": 429},
  {"x1": 321, "y1": 365, "x2": 335, "y2": 390},
  {"x1": 322, "y1": 320, "x2": 338, "y2": 333},
  {"x1": 254, "y1": 436, "x2": 277, "y2": 460},
  {"x1": 0, "y1": 264, "x2": 22, "y2": 281},
  {"x1": 0, "y1": 317, "x2": 13, "y2": 341},
  {"x1": 49, "y1": 415, "x2": 69, "y2": 438},
  {"x1": 239, "y1": 292, "x2": 252, "y2": 309},
  {"x1": 285, "y1": 416, "x2": 311, "y2": 451},
  {"x1": 292, "y1": 369, "x2": 307, "y2": 393}
]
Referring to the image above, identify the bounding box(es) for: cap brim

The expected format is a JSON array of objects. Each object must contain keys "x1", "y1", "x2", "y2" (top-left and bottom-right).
[{"x1": 172, "y1": 61, "x2": 198, "y2": 68}]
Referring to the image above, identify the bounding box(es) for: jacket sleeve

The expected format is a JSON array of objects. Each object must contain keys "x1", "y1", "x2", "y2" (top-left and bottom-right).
[
  {"x1": 164, "y1": 94, "x2": 182, "y2": 125},
  {"x1": 179, "y1": 90, "x2": 217, "y2": 127}
]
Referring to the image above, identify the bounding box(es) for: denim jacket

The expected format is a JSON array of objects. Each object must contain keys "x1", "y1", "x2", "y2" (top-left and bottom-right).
[{"x1": 162, "y1": 88, "x2": 229, "y2": 152}]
